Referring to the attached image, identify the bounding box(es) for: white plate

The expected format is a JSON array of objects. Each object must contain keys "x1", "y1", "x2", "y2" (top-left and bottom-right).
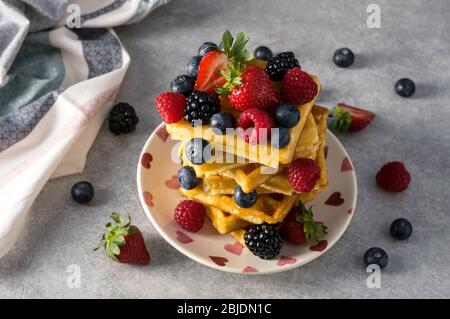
[{"x1": 137, "y1": 123, "x2": 357, "y2": 274}]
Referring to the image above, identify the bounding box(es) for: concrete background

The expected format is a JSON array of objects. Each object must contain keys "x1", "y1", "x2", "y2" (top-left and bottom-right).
[{"x1": 1, "y1": 0, "x2": 450, "y2": 298}]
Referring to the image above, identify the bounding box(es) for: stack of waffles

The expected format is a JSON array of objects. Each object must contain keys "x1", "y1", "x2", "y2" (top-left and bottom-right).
[{"x1": 166, "y1": 73, "x2": 329, "y2": 244}]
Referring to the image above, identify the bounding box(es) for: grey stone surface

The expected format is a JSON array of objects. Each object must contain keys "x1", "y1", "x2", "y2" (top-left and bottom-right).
[{"x1": 1, "y1": 0, "x2": 450, "y2": 298}]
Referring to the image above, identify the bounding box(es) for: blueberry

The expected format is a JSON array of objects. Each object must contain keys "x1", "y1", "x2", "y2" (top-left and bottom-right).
[
  {"x1": 233, "y1": 186, "x2": 257, "y2": 208},
  {"x1": 198, "y1": 42, "x2": 218, "y2": 57},
  {"x1": 364, "y1": 247, "x2": 388, "y2": 269},
  {"x1": 170, "y1": 75, "x2": 195, "y2": 96},
  {"x1": 254, "y1": 46, "x2": 273, "y2": 61},
  {"x1": 71, "y1": 181, "x2": 94, "y2": 204},
  {"x1": 186, "y1": 56, "x2": 202, "y2": 77},
  {"x1": 210, "y1": 112, "x2": 235, "y2": 135},
  {"x1": 395, "y1": 78, "x2": 415, "y2": 97},
  {"x1": 177, "y1": 166, "x2": 199, "y2": 190},
  {"x1": 333, "y1": 48, "x2": 354, "y2": 68},
  {"x1": 185, "y1": 138, "x2": 211, "y2": 165},
  {"x1": 274, "y1": 103, "x2": 300, "y2": 128},
  {"x1": 271, "y1": 127, "x2": 290, "y2": 149},
  {"x1": 390, "y1": 218, "x2": 413, "y2": 240}
]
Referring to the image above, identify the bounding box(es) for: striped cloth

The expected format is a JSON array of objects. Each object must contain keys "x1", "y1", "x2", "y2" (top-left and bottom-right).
[{"x1": 0, "y1": 0, "x2": 169, "y2": 259}]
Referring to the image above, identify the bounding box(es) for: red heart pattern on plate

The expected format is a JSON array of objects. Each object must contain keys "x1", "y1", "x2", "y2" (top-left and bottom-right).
[
  {"x1": 224, "y1": 241, "x2": 243, "y2": 256},
  {"x1": 155, "y1": 124, "x2": 169, "y2": 142},
  {"x1": 165, "y1": 175, "x2": 180, "y2": 189},
  {"x1": 325, "y1": 192, "x2": 344, "y2": 206},
  {"x1": 141, "y1": 152, "x2": 153, "y2": 169},
  {"x1": 310, "y1": 240, "x2": 328, "y2": 252},
  {"x1": 243, "y1": 266, "x2": 258, "y2": 273},
  {"x1": 143, "y1": 191, "x2": 153, "y2": 207},
  {"x1": 210, "y1": 256, "x2": 228, "y2": 266},
  {"x1": 277, "y1": 256, "x2": 297, "y2": 266},
  {"x1": 176, "y1": 231, "x2": 193, "y2": 244},
  {"x1": 341, "y1": 156, "x2": 353, "y2": 171}
]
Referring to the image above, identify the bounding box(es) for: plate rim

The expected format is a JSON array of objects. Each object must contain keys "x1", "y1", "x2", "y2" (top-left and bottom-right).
[{"x1": 137, "y1": 122, "x2": 358, "y2": 275}]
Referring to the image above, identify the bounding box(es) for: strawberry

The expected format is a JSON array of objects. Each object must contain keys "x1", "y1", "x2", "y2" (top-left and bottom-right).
[
  {"x1": 194, "y1": 51, "x2": 228, "y2": 95},
  {"x1": 328, "y1": 103, "x2": 375, "y2": 133},
  {"x1": 280, "y1": 204, "x2": 327, "y2": 244},
  {"x1": 95, "y1": 213, "x2": 150, "y2": 265},
  {"x1": 218, "y1": 65, "x2": 279, "y2": 111}
]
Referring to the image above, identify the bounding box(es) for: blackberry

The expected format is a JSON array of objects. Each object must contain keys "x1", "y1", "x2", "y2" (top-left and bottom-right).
[
  {"x1": 184, "y1": 91, "x2": 220, "y2": 126},
  {"x1": 244, "y1": 223, "x2": 282, "y2": 260},
  {"x1": 265, "y1": 51, "x2": 300, "y2": 81},
  {"x1": 108, "y1": 102, "x2": 139, "y2": 134}
]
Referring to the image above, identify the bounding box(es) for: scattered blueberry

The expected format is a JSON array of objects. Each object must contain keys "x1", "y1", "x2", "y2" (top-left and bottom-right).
[
  {"x1": 395, "y1": 78, "x2": 416, "y2": 97},
  {"x1": 333, "y1": 48, "x2": 354, "y2": 68},
  {"x1": 364, "y1": 247, "x2": 389, "y2": 269},
  {"x1": 177, "y1": 166, "x2": 199, "y2": 190},
  {"x1": 254, "y1": 46, "x2": 273, "y2": 61},
  {"x1": 185, "y1": 138, "x2": 212, "y2": 165},
  {"x1": 390, "y1": 218, "x2": 413, "y2": 240},
  {"x1": 274, "y1": 103, "x2": 300, "y2": 128},
  {"x1": 210, "y1": 112, "x2": 235, "y2": 135},
  {"x1": 271, "y1": 127, "x2": 291, "y2": 148},
  {"x1": 71, "y1": 181, "x2": 94, "y2": 204},
  {"x1": 186, "y1": 56, "x2": 202, "y2": 77},
  {"x1": 233, "y1": 186, "x2": 257, "y2": 208},
  {"x1": 170, "y1": 75, "x2": 195, "y2": 96},
  {"x1": 198, "y1": 42, "x2": 218, "y2": 57}
]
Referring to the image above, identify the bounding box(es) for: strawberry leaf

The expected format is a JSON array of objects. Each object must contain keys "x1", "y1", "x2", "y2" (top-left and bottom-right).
[
  {"x1": 328, "y1": 106, "x2": 352, "y2": 134},
  {"x1": 296, "y1": 203, "x2": 327, "y2": 243},
  {"x1": 95, "y1": 212, "x2": 132, "y2": 261}
]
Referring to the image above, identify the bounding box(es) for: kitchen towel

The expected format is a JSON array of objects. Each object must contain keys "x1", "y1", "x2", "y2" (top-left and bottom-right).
[{"x1": 0, "y1": 0, "x2": 169, "y2": 259}]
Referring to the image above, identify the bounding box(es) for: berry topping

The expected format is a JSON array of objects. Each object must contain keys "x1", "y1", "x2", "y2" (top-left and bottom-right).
[
  {"x1": 287, "y1": 158, "x2": 321, "y2": 193},
  {"x1": 237, "y1": 108, "x2": 274, "y2": 144},
  {"x1": 155, "y1": 92, "x2": 186, "y2": 124},
  {"x1": 71, "y1": 181, "x2": 94, "y2": 204},
  {"x1": 185, "y1": 138, "x2": 212, "y2": 165},
  {"x1": 194, "y1": 51, "x2": 228, "y2": 94},
  {"x1": 271, "y1": 126, "x2": 291, "y2": 149},
  {"x1": 280, "y1": 203, "x2": 327, "y2": 244},
  {"x1": 244, "y1": 223, "x2": 282, "y2": 260},
  {"x1": 218, "y1": 65, "x2": 279, "y2": 111},
  {"x1": 174, "y1": 200, "x2": 205, "y2": 232},
  {"x1": 254, "y1": 46, "x2": 273, "y2": 61},
  {"x1": 177, "y1": 166, "x2": 200, "y2": 190},
  {"x1": 184, "y1": 91, "x2": 220, "y2": 126},
  {"x1": 274, "y1": 103, "x2": 300, "y2": 128},
  {"x1": 390, "y1": 218, "x2": 413, "y2": 240},
  {"x1": 395, "y1": 78, "x2": 416, "y2": 97},
  {"x1": 95, "y1": 213, "x2": 150, "y2": 265},
  {"x1": 233, "y1": 186, "x2": 257, "y2": 208},
  {"x1": 186, "y1": 56, "x2": 202, "y2": 77},
  {"x1": 210, "y1": 112, "x2": 236, "y2": 135},
  {"x1": 281, "y1": 67, "x2": 318, "y2": 105},
  {"x1": 333, "y1": 48, "x2": 355, "y2": 68},
  {"x1": 364, "y1": 247, "x2": 388, "y2": 269},
  {"x1": 328, "y1": 103, "x2": 375, "y2": 133},
  {"x1": 376, "y1": 161, "x2": 411, "y2": 192},
  {"x1": 265, "y1": 51, "x2": 300, "y2": 81},
  {"x1": 108, "y1": 102, "x2": 139, "y2": 135},
  {"x1": 198, "y1": 42, "x2": 218, "y2": 57},
  {"x1": 170, "y1": 75, "x2": 195, "y2": 96}
]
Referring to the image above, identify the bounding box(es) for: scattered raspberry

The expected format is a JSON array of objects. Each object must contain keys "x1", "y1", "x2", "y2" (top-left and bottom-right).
[
  {"x1": 155, "y1": 92, "x2": 185, "y2": 123},
  {"x1": 174, "y1": 200, "x2": 205, "y2": 232},
  {"x1": 236, "y1": 108, "x2": 274, "y2": 144},
  {"x1": 376, "y1": 161, "x2": 411, "y2": 192},
  {"x1": 281, "y1": 67, "x2": 318, "y2": 105},
  {"x1": 287, "y1": 158, "x2": 321, "y2": 193}
]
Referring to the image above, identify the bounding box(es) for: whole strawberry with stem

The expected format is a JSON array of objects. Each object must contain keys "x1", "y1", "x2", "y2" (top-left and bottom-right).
[
  {"x1": 95, "y1": 213, "x2": 150, "y2": 265},
  {"x1": 280, "y1": 203, "x2": 327, "y2": 244},
  {"x1": 328, "y1": 103, "x2": 375, "y2": 133}
]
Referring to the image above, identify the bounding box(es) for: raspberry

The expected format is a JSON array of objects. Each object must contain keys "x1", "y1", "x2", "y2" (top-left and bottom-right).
[
  {"x1": 174, "y1": 200, "x2": 205, "y2": 232},
  {"x1": 236, "y1": 108, "x2": 274, "y2": 144},
  {"x1": 281, "y1": 67, "x2": 318, "y2": 105},
  {"x1": 376, "y1": 161, "x2": 411, "y2": 192},
  {"x1": 287, "y1": 158, "x2": 321, "y2": 193},
  {"x1": 155, "y1": 92, "x2": 185, "y2": 123}
]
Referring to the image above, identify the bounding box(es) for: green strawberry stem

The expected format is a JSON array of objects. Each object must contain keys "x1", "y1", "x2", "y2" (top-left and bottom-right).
[
  {"x1": 328, "y1": 106, "x2": 352, "y2": 134},
  {"x1": 296, "y1": 203, "x2": 327, "y2": 243}
]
